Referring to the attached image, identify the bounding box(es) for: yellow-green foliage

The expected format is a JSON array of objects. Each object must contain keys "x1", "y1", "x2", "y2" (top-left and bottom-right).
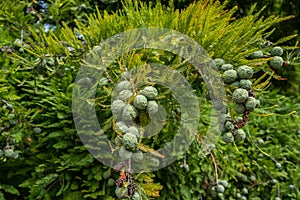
[
  {"x1": 1, "y1": 0, "x2": 299, "y2": 199},
  {"x1": 20, "y1": 0, "x2": 295, "y2": 65}
]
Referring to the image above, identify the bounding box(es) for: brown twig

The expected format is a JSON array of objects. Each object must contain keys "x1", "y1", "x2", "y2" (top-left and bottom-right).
[{"x1": 199, "y1": 137, "x2": 219, "y2": 185}]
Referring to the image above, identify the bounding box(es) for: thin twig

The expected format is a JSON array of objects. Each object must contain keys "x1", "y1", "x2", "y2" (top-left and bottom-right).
[
  {"x1": 209, "y1": 147, "x2": 219, "y2": 185},
  {"x1": 46, "y1": 175, "x2": 62, "y2": 192},
  {"x1": 199, "y1": 137, "x2": 219, "y2": 185},
  {"x1": 20, "y1": 29, "x2": 24, "y2": 46}
]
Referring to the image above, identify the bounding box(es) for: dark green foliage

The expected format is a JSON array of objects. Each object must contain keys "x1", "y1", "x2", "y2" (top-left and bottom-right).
[{"x1": 0, "y1": 0, "x2": 299, "y2": 200}]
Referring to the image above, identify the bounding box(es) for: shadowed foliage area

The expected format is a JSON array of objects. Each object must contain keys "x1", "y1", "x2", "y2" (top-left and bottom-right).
[{"x1": 0, "y1": 0, "x2": 299, "y2": 199}]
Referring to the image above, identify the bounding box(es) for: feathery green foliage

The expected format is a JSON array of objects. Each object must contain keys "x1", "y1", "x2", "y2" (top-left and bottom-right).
[{"x1": 0, "y1": 0, "x2": 299, "y2": 199}]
